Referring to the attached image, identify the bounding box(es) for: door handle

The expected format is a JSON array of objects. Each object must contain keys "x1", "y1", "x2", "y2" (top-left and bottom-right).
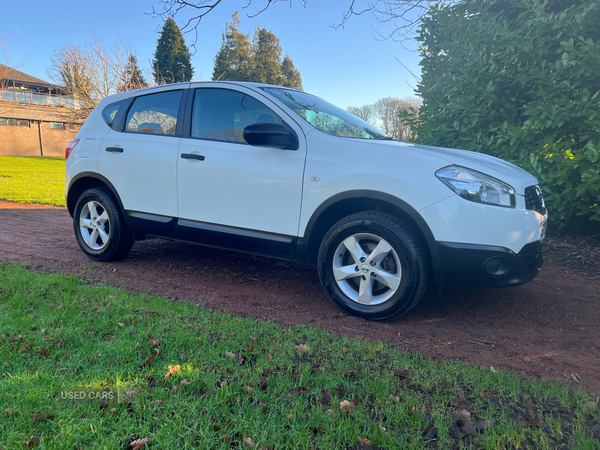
[
  {"x1": 181, "y1": 153, "x2": 205, "y2": 161},
  {"x1": 105, "y1": 147, "x2": 124, "y2": 153}
]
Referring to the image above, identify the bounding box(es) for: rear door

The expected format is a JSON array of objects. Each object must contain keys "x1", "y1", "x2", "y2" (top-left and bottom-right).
[{"x1": 98, "y1": 87, "x2": 186, "y2": 218}]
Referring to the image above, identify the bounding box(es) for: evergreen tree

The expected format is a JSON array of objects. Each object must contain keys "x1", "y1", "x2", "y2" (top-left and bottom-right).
[
  {"x1": 121, "y1": 55, "x2": 147, "y2": 91},
  {"x1": 280, "y1": 54, "x2": 302, "y2": 90},
  {"x1": 152, "y1": 17, "x2": 194, "y2": 84},
  {"x1": 249, "y1": 27, "x2": 282, "y2": 85},
  {"x1": 212, "y1": 12, "x2": 252, "y2": 81}
]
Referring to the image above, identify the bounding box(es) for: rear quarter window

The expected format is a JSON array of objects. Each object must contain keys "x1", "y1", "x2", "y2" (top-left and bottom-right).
[{"x1": 101, "y1": 100, "x2": 126, "y2": 128}]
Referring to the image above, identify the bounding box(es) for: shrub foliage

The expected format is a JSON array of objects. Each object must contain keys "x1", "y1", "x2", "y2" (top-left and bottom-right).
[{"x1": 404, "y1": 0, "x2": 600, "y2": 231}]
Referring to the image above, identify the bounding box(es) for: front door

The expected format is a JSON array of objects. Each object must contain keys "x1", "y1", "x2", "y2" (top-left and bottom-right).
[{"x1": 177, "y1": 86, "x2": 306, "y2": 240}]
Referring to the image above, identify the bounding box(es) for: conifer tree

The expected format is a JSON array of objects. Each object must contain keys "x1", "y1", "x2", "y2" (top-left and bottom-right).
[
  {"x1": 280, "y1": 54, "x2": 302, "y2": 90},
  {"x1": 249, "y1": 27, "x2": 282, "y2": 85},
  {"x1": 212, "y1": 12, "x2": 252, "y2": 81},
  {"x1": 152, "y1": 17, "x2": 194, "y2": 84},
  {"x1": 121, "y1": 55, "x2": 147, "y2": 90}
]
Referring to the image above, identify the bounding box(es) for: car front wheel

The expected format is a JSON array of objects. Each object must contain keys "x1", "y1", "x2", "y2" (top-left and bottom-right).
[
  {"x1": 317, "y1": 212, "x2": 429, "y2": 321},
  {"x1": 73, "y1": 188, "x2": 133, "y2": 261}
]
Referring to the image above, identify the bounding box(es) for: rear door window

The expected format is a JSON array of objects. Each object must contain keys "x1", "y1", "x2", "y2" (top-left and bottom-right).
[{"x1": 125, "y1": 90, "x2": 183, "y2": 135}]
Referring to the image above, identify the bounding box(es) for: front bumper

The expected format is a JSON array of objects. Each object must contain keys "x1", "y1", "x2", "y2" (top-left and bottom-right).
[{"x1": 437, "y1": 241, "x2": 543, "y2": 287}]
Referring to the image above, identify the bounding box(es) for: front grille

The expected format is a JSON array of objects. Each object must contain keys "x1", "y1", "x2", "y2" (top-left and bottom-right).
[{"x1": 524, "y1": 185, "x2": 546, "y2": 215}]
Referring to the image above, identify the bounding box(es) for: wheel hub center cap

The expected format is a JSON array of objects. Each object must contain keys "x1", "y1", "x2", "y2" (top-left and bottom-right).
[{"x1": 361, "y1": 265, "x2": 370, "y2": 273}]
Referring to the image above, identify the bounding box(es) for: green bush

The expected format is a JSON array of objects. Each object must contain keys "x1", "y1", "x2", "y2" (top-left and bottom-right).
[{"x1": 403, "y1": 0, "x2": 600, "y2": 232}]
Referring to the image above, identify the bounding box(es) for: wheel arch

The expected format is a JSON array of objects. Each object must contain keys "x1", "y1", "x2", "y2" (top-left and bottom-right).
[
  {"x1": 296, "y1": 190, "x2": 443, "y2": 286},
  {"x1": 67, "y1": 173, "x2": 126, "y2": 220}
]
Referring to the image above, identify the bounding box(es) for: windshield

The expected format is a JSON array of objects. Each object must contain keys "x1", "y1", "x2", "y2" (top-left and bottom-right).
[{"x1": 262, "y1": 88, "x2": 392, "y2": 140}]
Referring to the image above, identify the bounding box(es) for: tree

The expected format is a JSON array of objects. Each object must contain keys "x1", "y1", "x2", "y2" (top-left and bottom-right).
[
  {"x1": 347, "y1": 104, "x2": 376, "y2": 125},
  {"x1": 374, "y1": 97, "x2": 419, "y2": 140},
  {"x1": 212, "y1": 14, "x2": 303, "y2": 88},
  {"x1": 212, "y1": 12, "x2": 252, "y2": 81},
  {"x1": 280, "y1": 54, "x2": 302, "y2": 90},
  {"x1": 151, "y1": 1, "x2": 451, "y2": 47},
  {"x1": 49, "y1": 36, "x2": 132, "y2": 111},
  {"x1": 250, "y1": 27, "x2": 282, "y2": 85},
  {"x1": 403, "y1": 0, "x2": 600, "y2": 230},
  {"x1": 121, "y1": 55, "x2": 147, "y2": 91},
  {"x1": 152, "y1": 17, "x2": 194, "y2": 84}
]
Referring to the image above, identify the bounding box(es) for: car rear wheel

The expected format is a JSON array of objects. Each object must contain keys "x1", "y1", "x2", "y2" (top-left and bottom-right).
[
  {"x1": 73, "y1": 188, "x2": 133, "y2": 261},
  {"x1": 318, "y1": 212, "x2": 429, "y2": 321}
]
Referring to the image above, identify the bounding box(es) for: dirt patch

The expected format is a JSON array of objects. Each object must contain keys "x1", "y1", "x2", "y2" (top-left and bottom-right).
[{"x1": 1, "y1": 200, "x2": 599, "y2": 393}]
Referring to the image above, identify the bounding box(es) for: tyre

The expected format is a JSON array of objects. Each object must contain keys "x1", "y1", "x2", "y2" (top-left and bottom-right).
[
  {"x1": 73, "y1": 188, "x2": 133, "y2": 262},
  {"x1": 317, "y1": 212, "x2": 429, "y2": 321}
]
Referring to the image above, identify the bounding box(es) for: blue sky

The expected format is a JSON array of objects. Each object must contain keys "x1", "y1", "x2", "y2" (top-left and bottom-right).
[{"x1": 1, "y1": 0, "x2": 423, "y2": 109}]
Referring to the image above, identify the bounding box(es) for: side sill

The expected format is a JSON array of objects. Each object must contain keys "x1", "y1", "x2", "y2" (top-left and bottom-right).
[{"x1": 178, "y1": 219, "x2": 293, "y2": 243}]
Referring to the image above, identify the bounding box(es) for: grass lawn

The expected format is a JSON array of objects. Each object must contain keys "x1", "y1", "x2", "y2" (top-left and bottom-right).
[
  {"x1": 0, "y1": 264, "x2": 598, "y2": 449},
  {"x1": 0, "y1": 156, "x2": 65, "y2": 206}
]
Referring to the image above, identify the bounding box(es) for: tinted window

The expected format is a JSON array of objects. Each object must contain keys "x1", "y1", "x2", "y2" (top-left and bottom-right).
[
  {"x1": 125, "y1": 90, "x2": 183, "y2": 135},
  {"x1": 49, "y1": 122, "x2": 65, "y2": 130},
  {"x1": 102, "y1": 100, "x2": 125, "y2": 128},
  {"x1": 191, "y1": 88, "x2": 282, "y2": 143}
]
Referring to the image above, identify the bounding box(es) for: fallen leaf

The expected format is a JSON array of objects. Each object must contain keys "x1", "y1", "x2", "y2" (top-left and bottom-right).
[
  {"x1": 147, "y1": 338, "x2": 162, "y2": 347},
  {"x1": 37, "y1": 348, "x2": 48, "y2": 356},
  {"x1": 320, "y1": 389, "x2": 331, "y2": 406},
  {"x1": 165, "y1": 365, "x2": 181, "y2": 379},
  {"x1": 343, "y1": 347, "x2": 349, "y2": 353},
  {"x1": 246, "y1": 344, "x2": 254, "y2": 352},
  {"x1": 56, "y1": 305, "x2": 64, "y2": 311},
  {"x1": 389, "y1": 394, "x2": 400, "y2": 404},
  {"x1": 31, "y1": 412, "x2": 54, "y2": 424},
  {"x1": 109, "y1": 408, "x2": 117, "y2": 415},
  {"x1": 9, "y1": 334, "x2": 23, "y2": 342},
  {"x1": 245, "y1": 386, "x2": 254, "y2": 394},
  {"x1": 451, "y1": 409, "x2": 477, "y2": 437},
  {"x1": 140, "y1": 349, "x2": 159, "y2": 369},
  {"x1": 393, "y1": 368, "x2": 410, "y2": 379},
  {"x1": 243, "y1": 437, "x2": 254, "y2": 448},
  {"x1": 327, "y1": 409, "x2": 335, "y2": 415},
  {"x1": 422, "y1": 423, "x2": 437, "y2": 440},
  {"x1": 310, "y1": 426, "x2": 327, "y2": 434},
  {"x1": 294, "y1": 344, "x2": 310, "y2": 352},
  {"x1": 483, "y1": 391, "x2": 499, "y2": 404},
  {"x1": 2, "y1": 361, "x2": 8, "y2": 367},
  {"x1": 340, "y1": 400, "x2": 355, "y2": 413},
  {"x1": 289, "y1": 386, "x2": 308, "y2": 395},
  {"x1": 249, "y1": 334, "x2": 256, "y2": 341},
  {"x1": 265, "y1": 354, "x2": 273, "y2": 360},
  {"x1": 357, "y1": 436, "x2": 372, "y2": 449},
  {"x1": 118, "y1": 322, "x2": 125, "y2": 327},
  {"x1": 451, "y1": 388, "x2": 465, "y2": 406},
  {"x1": 25, "y1": 435, "x2": 39, "y2": 447},
  {"x1": 343, "y1": 370, "x2": 360, "y2": 379},
  {"x1": 525, "y1": 398, "x2": 536, "y2": 420},
  {"x1": 378, "y1": 423, "x2": 387, "y2": 433},
  {"x1": 287, "y1": 414, "x2": 294, "y2": 421},
  {"x1": 586, "y1": 401, "x2": 597, "y2": 410},
  {"x1": 5, "y1": 408, "x2": 18, "y2": 416},
  {"x1": 19, "y1": 344, "x2": 32, "y2": 352},
  {"x1": 128, "y1": 437, "x2": 150, "y2": 449}
]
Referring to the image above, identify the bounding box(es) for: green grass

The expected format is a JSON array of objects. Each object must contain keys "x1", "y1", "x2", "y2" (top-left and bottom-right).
[
  {"x1": 0, "y1": 156, "x2": 65, "y2": 206},
  {"x1": 0, "y1": 264, "x2": 598, "y2": 449}
]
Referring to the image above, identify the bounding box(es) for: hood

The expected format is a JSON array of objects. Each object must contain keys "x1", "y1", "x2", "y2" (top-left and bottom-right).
[{"x1": 375, "y1": 140, "x2": 539, "y2": 194}]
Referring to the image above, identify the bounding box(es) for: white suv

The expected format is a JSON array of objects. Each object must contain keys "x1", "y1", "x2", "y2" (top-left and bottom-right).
[{"x1": 65, "y1": 82, "x2": 547, "y2": 320}]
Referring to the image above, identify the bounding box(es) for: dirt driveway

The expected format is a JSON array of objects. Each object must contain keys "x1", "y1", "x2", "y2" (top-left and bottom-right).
[{"x1": 1, "y1": 200, "x2": 599, "y2": 393}]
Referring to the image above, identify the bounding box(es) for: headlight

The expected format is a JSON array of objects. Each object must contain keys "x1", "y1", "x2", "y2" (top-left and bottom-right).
[{"x1": 436, "y1": 165, "x2": 516, "y2": 208}]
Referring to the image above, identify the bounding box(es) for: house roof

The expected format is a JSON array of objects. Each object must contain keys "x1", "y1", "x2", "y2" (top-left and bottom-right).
[{"x1": 0, "y1": 64, "x2": 57, "y2": 89}]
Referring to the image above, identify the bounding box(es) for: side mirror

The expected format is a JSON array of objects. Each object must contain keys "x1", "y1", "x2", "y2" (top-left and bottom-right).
[{"x1": 243, "y1": 122, "x2": 299, "y2": 150}]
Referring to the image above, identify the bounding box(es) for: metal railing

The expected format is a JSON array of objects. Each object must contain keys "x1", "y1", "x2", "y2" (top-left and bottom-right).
[{"x1": 0, "y1": 89, "x2": 83, "y2": 110}]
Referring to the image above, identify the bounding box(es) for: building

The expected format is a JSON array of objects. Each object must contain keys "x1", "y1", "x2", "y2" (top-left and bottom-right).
[{"x1": 0, "y1": 64, "x2": 84, "y2": 157}]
